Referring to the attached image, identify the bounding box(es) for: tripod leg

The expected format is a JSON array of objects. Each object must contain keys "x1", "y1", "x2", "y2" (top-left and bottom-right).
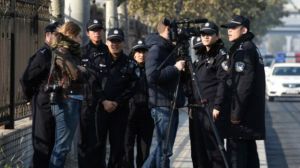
[
  {"x1": 162, "y1": 77, "x2": 181, "y2": 168},
  {"x1": 204, "y1": 106, "x2": 229, "y2": 168}
]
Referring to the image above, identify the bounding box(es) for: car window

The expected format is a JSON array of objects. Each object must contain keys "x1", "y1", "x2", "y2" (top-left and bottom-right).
[{"x1": 273, "y1": 67, "x2": 300, "y2": 76}]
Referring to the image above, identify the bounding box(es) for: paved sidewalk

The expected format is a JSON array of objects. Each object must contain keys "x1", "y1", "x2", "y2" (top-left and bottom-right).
[{"x1": 167, "y1": 111, "x2": 268, "y2": 168}]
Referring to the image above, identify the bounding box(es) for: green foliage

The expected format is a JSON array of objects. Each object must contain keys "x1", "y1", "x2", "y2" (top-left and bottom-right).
[
  {"x1": 128, "y1": 0, "x2": 288, "y2": 39},
  {"x1": 0, "y1": 137, "x2": 25, "y2": 168}
]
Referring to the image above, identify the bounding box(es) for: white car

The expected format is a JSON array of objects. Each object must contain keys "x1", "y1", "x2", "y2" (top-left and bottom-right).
[{"x1": 266, "y1": 63, "x2": 300, "y2": 101}]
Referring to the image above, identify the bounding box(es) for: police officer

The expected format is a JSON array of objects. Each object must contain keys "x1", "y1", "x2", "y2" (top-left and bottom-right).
[
  {"x1": 20, "y1": 22, "x2": 59, "y2": 168},
  {"x1": 221, "y1": 15, "x2": 265, "y2": 168},
  {"x1": 97, "y1": 28, "x2": 139, "y2": 168},
  {"x1": 186, "y1": 36, "x2": 211, "y2": 168},
  {"x1": 124, "y1": 39, "x2": 154, "y2": 168},
  {"x1": 186, "y1": 22, "x2": 229, "y2": 168},
  {"x1": 78, "y1": 19, "x2": 109, "y2": 168}
]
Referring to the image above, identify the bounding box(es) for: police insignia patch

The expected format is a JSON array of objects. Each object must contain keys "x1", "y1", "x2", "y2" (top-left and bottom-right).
[
  {"x1": 221, "y1": 61, "x2": 229, "y2": 71},
  {"x1": 235, "y1": 61, "x2": 245, "y2": 72}
]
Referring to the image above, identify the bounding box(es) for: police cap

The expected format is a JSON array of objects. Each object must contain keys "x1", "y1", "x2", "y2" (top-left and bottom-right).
[
  {"x1": 44, "y1": 22, "x2": 60, "y2": 33},
  {"x1": 221, "y1": 15, "x2": 250, "y2": 30},
  {"x1": 86, "y1": 19, "x2": 104, "y2": 31},
  {"x1": 132, "y1": 39, "x2": 148, "y2": 51},
  {"x1": 107, "y1": 28, "x2": 124, "y2": 41},
  {"x1": 200, "y1": 22, "x2": 219, "y2": 35}
]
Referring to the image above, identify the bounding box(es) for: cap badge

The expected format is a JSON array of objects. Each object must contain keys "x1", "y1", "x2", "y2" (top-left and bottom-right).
[
  {"x1": 138, "y1": 40, "x2": 143, "y2": 45},
  {"x1": 205, "y1": 22, "x2": 210, "y2": 27},
  {"x1": 93, "y1": 20, "x2": 98, "y2": 23},
  {"x1": 114, "y1": 30, "x2": 119, "y2": 34}
]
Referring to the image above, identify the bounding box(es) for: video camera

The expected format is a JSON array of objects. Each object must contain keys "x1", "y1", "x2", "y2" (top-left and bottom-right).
[{"x1": 168, "y1": 18, "x2": 208, "y2": 43}]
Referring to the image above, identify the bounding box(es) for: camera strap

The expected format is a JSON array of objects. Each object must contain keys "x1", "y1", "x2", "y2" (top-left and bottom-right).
[{"x1": 46, "y1": 51, "x2": 57, "y2": 86}]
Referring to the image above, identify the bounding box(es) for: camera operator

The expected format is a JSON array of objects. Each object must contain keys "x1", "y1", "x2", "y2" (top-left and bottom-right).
[
  {"x1": 186, "y1": 22, "x2": 228, "y2": 168},
  {"x1": 124, "y1": 39, "x2": 154, "y2": 168},
  {"x1": 77, "y1": 19, "x2": 109, "y2": 168},
  {"x1": 96, "y1": 28, "x2": 139, "y2": 167},
  {"x1": 20, "y1": 22, "x2": 59, "y2": 168},
  {"x1": 143, "y1": 18, "x2": 186, "y2": 168},
  {"x1": 221, "y1": 15, "x2": 265, "y2": 168}
]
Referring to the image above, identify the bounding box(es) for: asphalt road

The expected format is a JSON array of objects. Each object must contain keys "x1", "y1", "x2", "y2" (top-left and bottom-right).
[{"x1": 265, "y1": 98, "x2": 300, "y2": 168}]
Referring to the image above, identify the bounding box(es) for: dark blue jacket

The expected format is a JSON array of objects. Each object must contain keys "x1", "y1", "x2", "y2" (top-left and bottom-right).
[{"x1": 145, "y1": 34, "x2": 185, "y2": 108}]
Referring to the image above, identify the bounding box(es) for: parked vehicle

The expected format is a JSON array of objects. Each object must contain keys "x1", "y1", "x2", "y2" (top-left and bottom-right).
[{"x1": 266, "y1": 63, "x2": 300, "y2": 101}]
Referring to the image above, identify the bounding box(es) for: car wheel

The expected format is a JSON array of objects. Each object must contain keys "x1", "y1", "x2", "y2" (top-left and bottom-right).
[{"x1": 268, "y1": 96, "x2": 275, "y2": 102}]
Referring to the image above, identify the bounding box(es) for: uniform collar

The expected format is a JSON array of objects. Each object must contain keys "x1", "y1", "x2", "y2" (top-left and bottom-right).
[
  {"x1": 230, "y1": 32, "x2": 254, "y2": 53},
  {"x1": 197, "y1": 39, "x2": 224, "y2": 58},
  {"x1": 88, "y1": 40, "x2": 106, "y2": 49}
]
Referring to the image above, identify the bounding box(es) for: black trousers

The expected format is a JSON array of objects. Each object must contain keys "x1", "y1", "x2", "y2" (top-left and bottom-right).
[
  {"x1": 78, "y1": 102, "x2": 106, "y2": 168},
  {"x1": 98, "y1": 105, "x2": 129, "y2": 168},
  {"x1": 78, "y1": 103, "x2": 129, "y2": 168},
  {"x1": 226, "y1": 139, "x2": 259, "y2": 168},
  {"x1": 189, "y1": 108, "x2": 210, "y2": 168},
  {"x1": 30, "y1": 93, "x2": 55, "y2": 168},
  {"x1": 124, "y1": 105, "x2": 154, "y2": 168},
  {"x1": 190, "y1": 105, "x2": 226, "y2": 168}
]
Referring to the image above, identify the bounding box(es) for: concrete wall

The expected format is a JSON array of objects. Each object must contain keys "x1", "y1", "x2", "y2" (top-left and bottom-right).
[{"x1": 0, "y1": 118, "x2": 79, "y2": 168}]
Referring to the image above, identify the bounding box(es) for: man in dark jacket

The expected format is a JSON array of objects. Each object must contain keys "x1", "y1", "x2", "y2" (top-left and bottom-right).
[
  {"x1": 221, "y1": 15, "x2": 265, "y2": 168},
  {"x1": 20, "y1": 22, "x2": 59, "y2": 168},
  {"x1": 143, "y1": 18, "x2": 186, "y2": 168},
  {"x1": 124, "y1": 39, "x2": 154, "y2": 168},
  {"x1": 78, "y1": 19, "x2": 109, "y2": 168},
  {"x1": 186, "y1": 22, "x2": 228, "y2": 168},
  {"x1": 96, "y1": 28, "x2": 139, "y2": 168}
]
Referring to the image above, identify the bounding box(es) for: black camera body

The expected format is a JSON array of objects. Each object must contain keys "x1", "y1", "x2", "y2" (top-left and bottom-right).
[
  {"x1": 44, "y1": 84, "x2": 62, "y2": 104},
  {"x1": 169, "y1": 18, "x2": 208, "y2": 43}
]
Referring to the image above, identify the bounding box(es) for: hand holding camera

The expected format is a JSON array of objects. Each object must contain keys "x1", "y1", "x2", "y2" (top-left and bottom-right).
[{"x1": 174, "y1": 60, "x2": 186, "y2": 71}]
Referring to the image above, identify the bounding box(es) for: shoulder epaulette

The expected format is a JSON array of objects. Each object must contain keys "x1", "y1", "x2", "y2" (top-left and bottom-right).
[
  {"x1": 219, "y1": 48, "x2": 227, "y2": 56},
  {"x1": 39, "y1": 47, "x2": 47, "y2": 54},
  {"x1": 237, "y1": 43, "x2": 244, "y2": 51}
]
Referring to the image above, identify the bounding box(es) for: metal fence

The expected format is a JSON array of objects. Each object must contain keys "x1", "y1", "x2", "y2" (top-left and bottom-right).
[{"x1": 0, "y1": 0, "x2": 50, "y2": 128}]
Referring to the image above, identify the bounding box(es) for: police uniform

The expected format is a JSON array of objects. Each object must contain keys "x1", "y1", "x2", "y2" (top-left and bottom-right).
[
  {"x1": 221, "y1": 15, "x2": 266, "y2": 168},
  {"x1": 97, "y1": 28, "x2": 139, "y2": 168},
  {"x1": 20, "y1": 22, "x2": 59, "y2": 168},
  {"x1": 124, "y1": 40, "x2": 154, "y2": 168},
  {"x1": 187, "y1": 22, "x2": 229, "y2": 168},
  {"x1": 77, "y1": 19, "x2": 110, "y2": 168}
]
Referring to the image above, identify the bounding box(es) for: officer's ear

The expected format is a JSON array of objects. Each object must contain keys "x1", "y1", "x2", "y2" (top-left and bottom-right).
[{"x1": 241, "y1": 27, "x2": 248, "y2": 34}]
